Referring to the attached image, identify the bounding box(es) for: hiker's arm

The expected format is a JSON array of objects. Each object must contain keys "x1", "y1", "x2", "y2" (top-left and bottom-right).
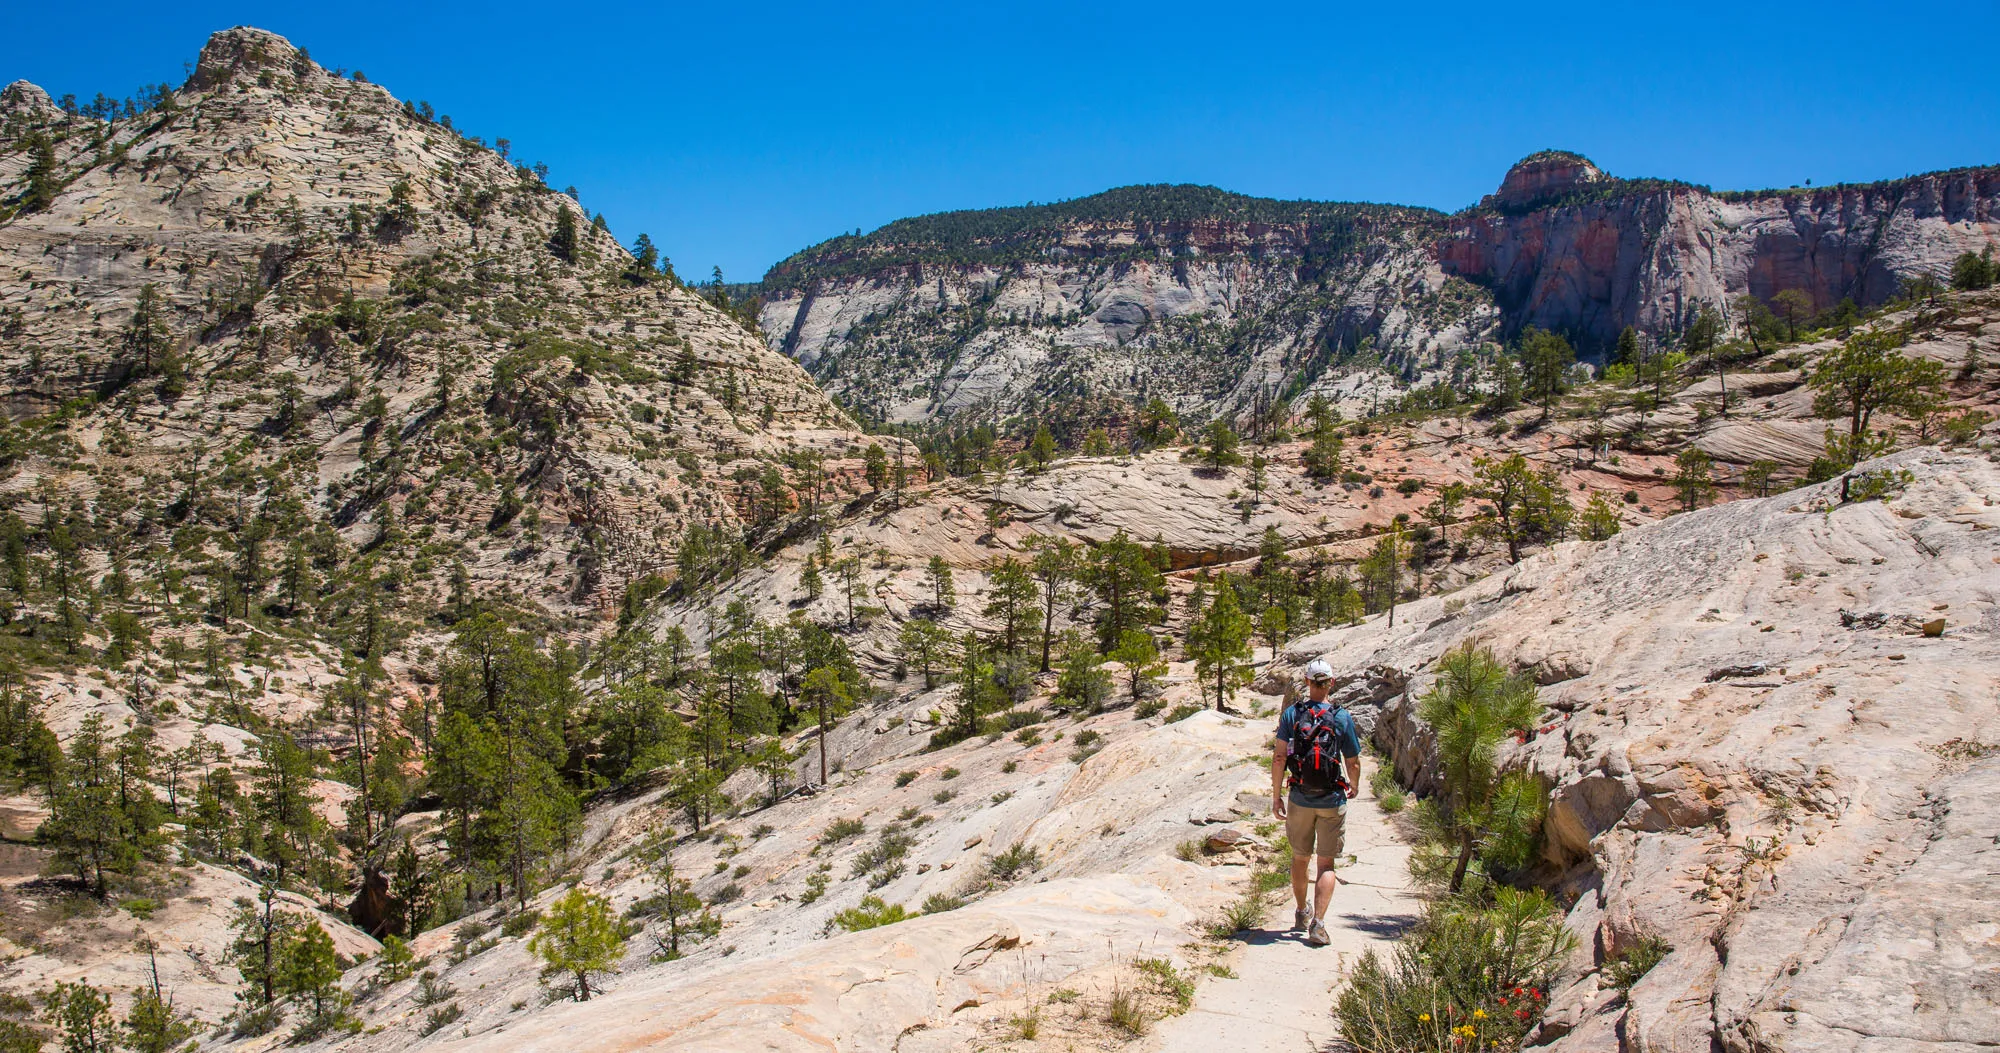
[
  {"x1": 1347, "y1": 754, "x2": 1363, "y2": 798},
  {"x1": 1270, "y1": 740, "x2": 1289, "y2": 819}
]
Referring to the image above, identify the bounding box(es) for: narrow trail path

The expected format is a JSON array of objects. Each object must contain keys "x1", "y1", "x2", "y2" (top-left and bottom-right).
[{"x1": 1147, "y1": 795, "x2": 1422, "y2": 1053}]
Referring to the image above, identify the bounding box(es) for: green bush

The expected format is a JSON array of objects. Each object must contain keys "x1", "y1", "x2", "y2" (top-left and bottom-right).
[
  {"x1": 828, "y1": 895, "x2": 910, "y2": 934},
  {"x1": 821, "y1": 817, "x2": 866, "y2": 845},
  {"x1": 921, "y1": 892, "x2": 966, "y2": 913},
  {"x1": 501, "y1": 909, "x2": 541, "y2": 937},
  {"x1": 987, "y1": 842, "x2": 1042, "y2": 881},
  {"x1": 1166, "y1": 703, "x2": 1203, "y2": 722},
  {"x1": 894, "y1": 770, "x2": 918, "y2": 787},
  {"x1": 1604, "y1": 934, "x2": 1671, "y2": 990},
  {"x1": 1333, "y1": 888, "x2": 1574, "y2": 1052}
]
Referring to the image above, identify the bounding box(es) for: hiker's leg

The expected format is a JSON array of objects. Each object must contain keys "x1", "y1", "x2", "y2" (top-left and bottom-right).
[
  {"x1": 1284, "y1": 804, "x2": 1314, "y2": 910},
  {"x1": 1311, "y1": 807, "x2": 1348, "y2": 920},
  {"x1": 1313, "y1": 855, "x2": 1338, "y2": 919}
]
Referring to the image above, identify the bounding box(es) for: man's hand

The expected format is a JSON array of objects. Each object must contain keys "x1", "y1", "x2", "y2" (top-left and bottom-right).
[{"x1": 1271, "y1": 794, "x2": 1287, "y2": 820}]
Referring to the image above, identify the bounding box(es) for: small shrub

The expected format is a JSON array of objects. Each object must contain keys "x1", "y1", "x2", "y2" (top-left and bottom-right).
[
  {"x1": 990, "y1": 791, "x2": 1014, "y2": 805},
  {"x1": 1133, "y1": 696, "x2": 1166, "y2": 719},
  {"x1": 1068, "y1": 729, "x2": 1103, "y2": 764},
  {"x1": 1207, "y1": 895, "x2": 1265, "y2": 937},
  {"x1": 1396, "y1": 477, "x2": 1424, "y2": 495},
  {"x1": 1014, "y1": 727, "x2": 1043, "y2": 747},
  {"x1": 1106, "y1": 981, "x2": 1148, "y2": 1036},
  {"x1": 1166, "y1": 703, "x2": 1203, "y2": 722},
  {"x1": 921, "y1": 892, "x2": 966, "y2": 914},
  {"x1": 933, "y1": 789, "x2": 956, "y2": 804},
  {"x1": 501, "y1": 910, "x2": 541, "y2": 937},
  {"x1": 1333, "y1": 888, "x2": 1574, "y2": 1052},
  {"x1": 1001, "y1": 760, "x2": 1018, "y2": 774},
  {"x1": 1135, "y1": 958, "x2": 1196, "y2": 1011},
  {"x1": 894, "y1": 770, "x2": 918, "y2": 788},
  {"x1": 896, "y1": 805, "x2": 922, "y2": 822},
  {"x1": 1175, "y1": 839, "x2": 1206, "y2": 862},
  {"x1": 120, "y1": 897, "x2": 159, "y2": 919},
  {"x1": 711, "y1": 883, "x2": 742, "y2": 904},
  {"x1": 1204, "y1": 963, "x2": 1237, "y2": 979},
  {"x1": 419, "y1": 1003, "x2": 463, "y2": 1037},
  {"x1": 230, "y1": 1004, "x2": 281, "y2": 1039},
  {"x1": 821, "y1": 817, "x2": 866, "y2": 845},
  {"x1": 1048, "y1": 988, "x2": 1081, "y2": 1004},
  {"x1": 827, "y1": 895, "x2": 911, "y2": 934},
  {"x1": 414, "y1": 971, "x2": 456, "y2": 1008},
  {"x1": 940, "y1": 767, "x2": 961, "y2": 780},
  {"x1": 800, "y1": 865, "x2": 831, "y2": 905},
  {"x1": 988, "y1": 842, "x2": 1042, "y2": 881},
  {"x1": 733, "y1": 864, "x2": 751, "y2": 879},
  {"x1": 1604, "y1": 935, "x2": 1672, "y2": 990},
  {"x1": 1010, "y1": 1006, "x2": 1041, "y2": 1040}
]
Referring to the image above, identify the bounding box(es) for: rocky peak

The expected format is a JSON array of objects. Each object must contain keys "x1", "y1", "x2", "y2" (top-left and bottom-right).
[
  {"x1": 186, "y1": 26, "x2": 313, "y2": 90},
  {"x1": 1, "y1": 80, "x2": 57, "y2": 119},
  {"x1": 1485, "y1": 149, "x2": 1608, "y2": 208}
]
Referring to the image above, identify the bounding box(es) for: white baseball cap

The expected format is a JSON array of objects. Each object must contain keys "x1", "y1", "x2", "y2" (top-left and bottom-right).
[{"x1": 1303, "y1": 658, "x2": 1334, "y2": 682}]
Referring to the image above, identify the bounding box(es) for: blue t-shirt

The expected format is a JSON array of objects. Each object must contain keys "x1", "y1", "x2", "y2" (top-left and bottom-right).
[{"x1": 1275, "y1": 701, "x2": 1361, "y2": 808}]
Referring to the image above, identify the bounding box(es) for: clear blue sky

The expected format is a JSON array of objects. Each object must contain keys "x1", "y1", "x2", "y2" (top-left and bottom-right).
[{"x1": 6, "y1": 1, "x2": 1996, "y2": 280}]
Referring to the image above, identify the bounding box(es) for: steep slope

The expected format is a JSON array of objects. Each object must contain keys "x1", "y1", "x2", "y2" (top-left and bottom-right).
[
  {"x1": 0, "y1": 25, "x2": 886, "y2": 1041},
  {"x1": 0, "y1": 26, "x2": 878, "y2": 629},
  {"x1": 1289, "y1": 446, "x2": 2000, "y2": 1052}
]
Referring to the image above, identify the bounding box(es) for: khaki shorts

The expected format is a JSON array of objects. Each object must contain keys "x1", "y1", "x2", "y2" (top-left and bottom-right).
[{"x1": 1285, "y1": 802, "x2": 1347, "y2": 861}]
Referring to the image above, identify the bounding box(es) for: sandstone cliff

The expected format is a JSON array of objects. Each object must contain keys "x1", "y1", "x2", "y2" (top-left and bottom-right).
[{"x1": 1442, "y1": 153, "x2": 2000, "y2": 349}]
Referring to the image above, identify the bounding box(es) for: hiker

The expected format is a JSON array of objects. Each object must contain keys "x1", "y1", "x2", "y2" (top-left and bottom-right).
[{"x1": 1271, "y1": 657, "x2": 1362, "y2": 947}]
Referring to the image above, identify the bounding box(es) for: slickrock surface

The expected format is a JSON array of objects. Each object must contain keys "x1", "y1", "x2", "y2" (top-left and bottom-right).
[{"x1": 1287, "y1": 447, "x2": 2000, "y2": 1051}]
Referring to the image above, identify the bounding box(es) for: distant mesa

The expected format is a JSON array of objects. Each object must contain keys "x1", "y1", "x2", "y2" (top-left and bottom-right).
[
  {"x1": 186, "y1": 25, "x2": 310, "y2": 91},
  {"x1": 1484, "y1": 149, "x2": 1608, "y2": 208}
]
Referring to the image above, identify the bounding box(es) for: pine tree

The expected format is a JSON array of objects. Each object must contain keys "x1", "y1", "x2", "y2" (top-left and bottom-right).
[
  {"x1": 1025, "y1": 425, "x2": 1057, "y2": 471},
  {"x1": 1519, "y1": 327, "x2": 1574, "y2": 419},
  {"x1": 1195, "y1": 419, "x2": 1243, "y2": 472},
  {"x1": 1673, "y1": 448, "x2": 1715, "y2": 511},
  {"x1": 924, "y1": 555, "x2": 955, "y2": 611},
  {"x1": 1107, "y1": 629, "x2": 1164, "y2": 702},
  {"x1": 633, "y1": 823, "x2": 713, "y2": 960},
  {"x1": 863, "y1": 444, "x2": 889, "y2": 490},
  {"x1": 529, "y1": 887, "x2": 626, "y2": 1001},
  {"x1": 1187, "y1": 585, "x2": 1253, "y2": 711},
  {"x1": 801, "y1": 666, "x2": 852, "y2": 785},
  {"x1": 1085, "y1": 530, "x2": 1165, "y2": 651},
  {"x1": 42, "y1": 714, "x2": 138, "y2": 897},
  {"x1": 896, "y1": 617, "x2": 953, "y2": 690},
  {"x1": 280, "y1": 920, "x2": 349, "y2": 1024},
  {"x1": 1025, "y1": 536, "x2": 1078, "y2": 672},
  {"x1": 43, "y1": 980, "x2": 113, "y2": 1053},
  {"x1": 21, "y1": 134, "x2": 59, "y2": 214},
  {"x1": 1418, "y1": 645, "x2": 1544, "y2": 892},
  {"x1": 1301, "y1": 395, "x2": 1344, "y2": 480},
  {"x1": 549, "y1": 207, "x2": 579, "y2": 262},
  {"x1": 982, "y1": 558, "x2": 1035, "y2": 656}
]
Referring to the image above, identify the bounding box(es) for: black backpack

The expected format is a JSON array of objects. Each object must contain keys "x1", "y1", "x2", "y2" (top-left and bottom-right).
[{"x1": 1286, "y1": 701, "x2": 1352, "y2": 797}]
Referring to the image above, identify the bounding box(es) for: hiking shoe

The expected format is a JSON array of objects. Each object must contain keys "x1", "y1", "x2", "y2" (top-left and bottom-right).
[
  {"x1": 1293, "y1": 908, "x2": 1310, "y2": 932},
  {"x1": 1306, "y1": 920, "x2": 1331, "y2": 947}
]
